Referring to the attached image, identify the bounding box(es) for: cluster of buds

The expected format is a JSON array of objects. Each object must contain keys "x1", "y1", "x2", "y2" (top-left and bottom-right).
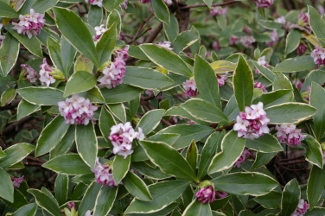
[
  {"x1": 0, "y1": 24, "x2": 5, "y2": 45},
  {"x1": 157, "y1": 41, "x2": 172, "y2": 50},
  {"x1": 63, "y1": 202, "x2": 77, "y2": 216},
  {"x1": 266, "y1": 30, "x2": 279, "y2": 47},
  {"x1": 233, "y1": 102, "x2": 270, "y2": 139},
  {"x1": 12, "y1": 176, "x2": 24, "y2": 188},
  {"x1": 210, "y1": 7, "x2": 227, "y2": 16},
  {"x1": 21, "y1": 64, "x2": 38, "y2": 84},
  {"x1": 229, "y1": 35, "x2": 239, "y2": 45},
  {"x1": 85, "y1": 0, "x2": 103, "y2": 7},
  {"x1": 254, "y1": 81, "x2": 267, "y2": 92},
  {"x1": 195, "y1": 181, "x2": 216, "y2": 204},
  {"x1": 311, "y1": 46, "x2": 325, "y2": 66},
  {"x1": 12, "y1": 9, "x2": 45, "y2": 39},
  {"x1": 297, "y1": 12, "x2": 311, "y2": 33},
  {"x1": 91, "y1": 158, "x2": 116, "y2": 186},
  {"x1": 291, "y1": 199, "x2": 309, "y2": 216},
  {"x1": 275, "y1": 124, "x2": 306, "y2": 146},
  {"x1": 240, "y1": 35, "x2": 256, "y2": 48},
  {"x1": 296, "y1": 43, "x2": 307, "y2": 55},
  {"x1": 39, "y1": 58, "x2": 56, "y2": 87},
  {"x1": 254, "y1": 0, "x2": 274, "y2": 8},
  {"x1": 98, "y1": 46, "x2": 129, "y2": 89},
  {"x1": 58, "y1": 94, "x2": 98, "y2": 125},
  {"x1": 234, "y1": 149, "x2": 251, "y2": 168},
  {"x1": 183, "y1": 78, "x2": 198, "y2": 97},
  {"x1": 109, "y1": 122, "x2": 145, "y2": 158},
  {"x1": 93, "y1": 24, "x2": 107, "y2": 42}
]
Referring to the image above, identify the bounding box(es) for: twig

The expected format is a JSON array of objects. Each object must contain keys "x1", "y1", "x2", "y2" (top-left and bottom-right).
[{"x1": 145, "y1": 23, "x2": 163, "y2": 43}]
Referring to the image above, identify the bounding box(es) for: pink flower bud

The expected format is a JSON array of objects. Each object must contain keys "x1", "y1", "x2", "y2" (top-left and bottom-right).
[
  {"x1": 195, "y1": 185, "x2": 216, "y2": 204},
  {"x1": 254, "y1": 0, "x2": 274, "y2": 8}
]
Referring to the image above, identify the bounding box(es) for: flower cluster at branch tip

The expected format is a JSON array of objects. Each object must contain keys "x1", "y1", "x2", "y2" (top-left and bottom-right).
[
  {"x1": 21, "y1": 64, "x2": 38, "y2": 84},
  {"x1": 291, "y1": 199, "x2": 309, "y2": 216},
  {"x1": 98, "y1": 46, "x2": 129, "y2": 89},
  {"x1": 217, "y1": 73, "x2": 228, "y2": 86},
  {"x1": 58, "y1": 94, "x2": 98, "y2": 125},
  {"x1": 157, "y1": 41, "x2": 172, "y2": 50},
  {"x1": 240, "y1": 35, "x2": 256, "y2": 48},
  {"x1": 39, "y1": 58, "x2": 56, "y2": 87},
  {"x1": 254, "y1": 81, "x2": 267, "y2": 92},
  {"x1": 196, "y1": 181, "x2": 216, "y2": 204},
  {"x1": 233, "y1": 102, "x2": 270, "y2": 139},
  {"x1": 297, "y1": 12, "x2": 310, "y2": 30},
  {"x1": 266, "y1": 30, "x2": 279, "y2": 47},
  {"x1": 254, "y1": 0, "x2": 274, "y2": 8},
  {"x1": 183, "y1": 78, "x2": 198, "y2": 97},
  {"x1": 0, "y1": 24, "x2": 5, "y2": 45},
  {"x1": 12, "y1": 9, "x2": 45, "y2": 39},
  {"x1": 234, "y1": 149, "x2": 251, "y2": 168},
  {"x1": 93, "y1": 24, "x2": 107, "y2": 42},
  {"x1": 311, "y1": 46, "x2": 325, "y2": 66},
  {"x1": 109, "y1": 122, "x2": 145, "y2": 158},
  {"x1": 91, "y1": 158, "x2": 116, "y2": 186},
  {"x1": 210, "y1": 7, "x2": 227, "y2": 16},
  {"x1": 275, "y1": 124, "x2": 306, "y2": 146},
  {"x1": 85, "y1": 0, "x2": 103, "y2": 7},
  {"x1": 12, "y1": 176, "x2": 24, "y2": 188}
]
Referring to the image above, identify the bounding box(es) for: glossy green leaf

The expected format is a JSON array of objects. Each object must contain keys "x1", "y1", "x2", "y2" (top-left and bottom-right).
[
  {"x1": 233, "y1": 55, "x2": 254, "y2": 111},
  {"x1": 13, "y1": 203, "x2": 38, "y2": 216},
  {"x1": 285, "y1": 29, "x2": 301, "y2": 56},
  {"x1": 281, "y1": 179, "x2": 300, "y2": 216},
  {"x1": 253, "y1": 90, "x2": 293, "y2": 108},
  {"x1": 64, "y1": 71, "x2": 97, "y2": 97},
  {"x1": 304, "y1": 135, "x2": 323, "y2": 168},
  {"x1": 211, "y1": 60, "x2": 236, "y2": 74},
  {"x1": 17, "y1": 87, "x2": 64, "y2": 105},
  {"x1": 31, "y1": 0, "x2": 59, "y2": 13},
  {"x1": 246, "y1": 134, "x2": 283, "y2": 153},
  {"x1": 186, "y1": 141, "x2": 198, "y2": 173},
  {"x1": 112, "y1": 155, "x2": 131, "y2": 184},
  {"x1": 53, "y1": 7, "x2": 99, "y2": 67},
  {"x1": 106, "y1": 9, "x2": 121, "y2": 33},
  {"x1": 181, "y1": 98, "x2": 228, "y2": 124},
  {"x1": 273, "y1": 56, "x2": 316, "y2": 73},
  {"x1": 124, "y1": 180, "x2": 190, "y2": 214},
  {"x1": 54, "y1": 174, "x2": 68, "y2": 205},
  {"x1": 102, "y1": 0, "x2": 124, "y2": 12},
  {"x1": 35, "y1": 116, "x2": 70, "y2": 156},
  {"x1": 306, "y1": 207, "x2": 325, "y2": 215},
  {"x1": 131, "y1": 161, "x2": 172, "y2": 180},
  {"x1": 0, "y1": 1, "x2": 19, "y2": 18},
  {"x1": 140, "y1": 140, "x2": 198, "y2": 182},
  {"x1": 123, "y1": 171, "x2": 152, "y2": 201},
  {"x1": 136, "y1": 109, "x2": 164, "y2": 134},
  {"x1": 164, "y1": 106, "x2": 207, "y2": 125},
  {"x1": 140, "y1": 44, "x2": 192, "y2": 77},
  {"x1": 1, "y1": 88, "x2": 16, "y2": 106},
  {"x1": 47, "y1": 37, "x2": 64, "y2": 74},
  {"x1": 0, "y1": 167, "x2": 14, "y2": 202},
  {"x1": 272, "y1": 72, "x2": 293, "y2": 91},
  {"x1": 42, "y1": 154, "x2": 92, "y2": 175},
  {"x1": 307, "y1": 165, "x2": 325, "y2": 209},
  {"x1": 198, "y1": 132, "x2": 224, "y2": 179},
  {"x1": 308, "y1": 5, "x2": 325, "y2": 46},
  {"x1": 163, "y1": 13, "x2": 179, "y2": 41},
  {"x1": 124, "y1": 66, "x2": 174, "y2": 90},
  {"x1": 250, "y1": 152, "x2": 277, "y2": 170},
  {"x1": 60, "y1": 36, "x2": 76, "y2": 76},
  {"x1": 265, "y1": 102, "x2": 316, "y2": 124},
  {"x1": 212, "y1": 172, "x2": 278, "y2": 196},
  {"x1": 79, "y1": 86, "x2": 105, "y2": 103},
  {"x1": 254, "y1": 191, "x2": 281, "y2": 209},
  {"x1": 0, "y1": 143, "x2": 34, "y2": 168},
  {"x1": 173, "y1": 27, "x2": 200, "y2": 53},
  {"x1": 99, "y1": 106, "x2": 116, "y2": 141},
  {"x1": 146, "y1": 133, "x2": 180, "y2": 146},
  {"x1": 78, "y1": 182, "x2": 102, "y2": 216},
  {"x1": 50, "y1": 126, "x2": 75, "y2": 158},
  {"x1": 194, "y1": 55, "x2": 221, "y2": 109},
  {"x1": 74, "y1": 54, "x2": 93, "y2": 73},
  {"x1": 302, "y1": 69, "x2": 325, "y2": 92},
  {"x1": 88, "y1": 5, "x2": 103, "y2": 27},
  {"x1": 151, "y1": 0, "x2": 170, "y2": 24},
  {"x1": 107, "y1": 103, "x2": 126, "y2": 122},
  {"x1": 6, "y1": 26, "x2": 42, "y2": 57},
  {"x1": 203, "y1": 0, "x2": 213, "y2": 7},
  {"x1": 93, "y1": 186, "x2": 118, "y2": 215},
  {"x1": 208, "y1": 131, "x2": 246, "y2": 174},
  {"x1": 0, "y1": 32, "x2": 19, "y2": 76},
  {"x1": 310, "y1": 82, "x2": 325, "y2": 141},
  {"x1": 101, "y1": 84, "x2": 142, "y2": 104},
  {"x1": 183, "y1": 200, "x2": 212, "y2": 216},
  {"x1": 75, "y1": 122, "x2": 98, "y2": 168},
  {"x1": 251, "y1": 61, "x2": 275, "y2": 82},
  {"x1": 158, "y1": 124, "x2": 214, "y2": 149},
  {"x1": 28, "y1": 189, "x2": 61, "y2": 216},
  {"x1": 96, "y1": 23, "x2": 117, "y2": 66}
]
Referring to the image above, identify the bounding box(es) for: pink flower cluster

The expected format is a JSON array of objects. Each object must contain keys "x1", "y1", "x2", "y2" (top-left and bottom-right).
[
  {"x1": 297, "y1": 13, "x2": 310, "y2": 30},
  {"x1": 254, "y1": 81, "x2": 267, "y2": 92},
  {"x1": 233, "y1": 102, "x2": 270, "y2": 139},
  {"x1": 39, "y1": 58, "x2": 56, "y2": 87},
  {"x1": 291, "y1": 199, "x2": 309, "y2": 216},
  {"x1": 311, "y1": 47, "x2": 325, "y2": 66},
  {"x1": 58, "y1": 94, "x2": 98, "y2": 125},
  {"x1": 240, "y1": 35, "x2": 256, "y2": 48},
  {"x1": 266, "y1": 30, "x2": 279, "y2": 47},
  {"x1": 234, "y1": 149, "x2": 251, "y2": 168},
  {"x1": 196, "y1": 185, "x2": 216, "y2": 204},
  {"x1": 210, "y1": 7, "x2": 227, "y2": 16},
  {"x1": 21, "y1": 64, "x2": 38, "y2": 84},
  {"x1": 98, "y1": 46, "x2": 129, "y2": 89},
  {"x1": 91, "y1": 158, "x2": 116, "y2": 186},
  {"x1": 93, "y1": 24, "x2": 107, "y2": 42},
  {"x1": 254, "y1": 0, "x2": 274, "y2": 8},
  {"x1": 157, "y1": 41, "x2": 172, "y2": 50},
  {"x1": 0, "y1": 24, "x2": 5, "y2": 45},
  {"x1": 183, "y1": 78, "x2": 198, "y2": 97},
  {"x1": 12, "y1": 9, "x2": 45, "y2": 39},
  {"x1": 85, "y1": 0, "x2": 103, "y2": 7},
  {"x1": 275, "y1": 124, "x2": 306, "y2": 146},
  {"x1": 109, "y1": 122, "x2": 145, "y2": 158},
  {"x1": 297, "y1": 43, "x2": 307, "y2": 56}
]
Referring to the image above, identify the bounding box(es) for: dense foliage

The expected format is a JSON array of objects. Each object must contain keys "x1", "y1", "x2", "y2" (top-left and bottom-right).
[{"x1": 1, "y1": 0, "x2": 325, "y2": 215}]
